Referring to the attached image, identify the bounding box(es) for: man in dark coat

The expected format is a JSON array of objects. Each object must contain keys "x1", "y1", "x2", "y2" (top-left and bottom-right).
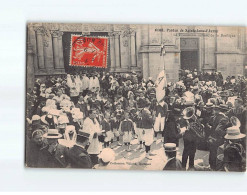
[
  {"x1": 180, "y1": 107, "x2": 203, "y2": 170},
  {"x1": 163, "y1": 143, "x2": 182, "y2": 171},
  {"x1": 25, "y1": 129, "x2": 47, "y2": 167},
  {"x1": 40, "y1": 129, "x2": 69, "y2": 168},
  {"x1": 208, "y1": 105, "x2": 231, "y2": 170},
  {"x1": 163, "y1": 110, "x2": 181, "y2": 146},
  {"x1": 226, "y1": 98, "x2": 247, "y2": 135},
  {"x1": 67, "y1": 131, "x2": 93, "y2": 169}
]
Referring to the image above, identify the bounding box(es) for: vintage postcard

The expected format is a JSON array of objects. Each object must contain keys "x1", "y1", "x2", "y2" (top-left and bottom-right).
[{"x1": 25, "y1": 23, "x2": 246, "y2": 171}]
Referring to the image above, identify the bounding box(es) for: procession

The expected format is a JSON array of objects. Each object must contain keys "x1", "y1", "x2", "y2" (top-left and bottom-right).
[{"x1": 25, "y1": 68, "x2": 247, "y2": 171}]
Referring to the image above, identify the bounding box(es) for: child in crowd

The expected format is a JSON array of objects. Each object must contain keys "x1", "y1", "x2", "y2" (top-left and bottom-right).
[
  {"x1": 110, "y1": 113, "x2": 122, "y2": 147},
  {"x1": 101, "y1": 112, "x2": 114, "y2": 148},
  {"x1": 120, "y1": 111, "x2": 135, "y2": 152}
]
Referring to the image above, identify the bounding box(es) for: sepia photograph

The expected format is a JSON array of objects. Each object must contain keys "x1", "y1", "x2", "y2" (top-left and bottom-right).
[{"x1": 25, "y1": 23, "x2": 247, "y2": 172}]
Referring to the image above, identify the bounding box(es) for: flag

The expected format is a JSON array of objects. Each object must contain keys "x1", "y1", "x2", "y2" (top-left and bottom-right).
[{"x1": 155, "y1": 70, "x2": 167, "y2": 102}]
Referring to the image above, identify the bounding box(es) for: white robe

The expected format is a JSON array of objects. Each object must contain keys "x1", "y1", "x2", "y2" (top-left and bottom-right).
[
  {"x1": 81, "y1": 76, "x2": 90, "y2": 91},
  {"x1": 81, "y1": 117, "x2": 102, "y2": 154},
  {"x1": 75, "y1": 75, "x2": 83, "y2": 93},
  {"x1": 89, "y1": 77, "x2": 100, "y2": 92}
]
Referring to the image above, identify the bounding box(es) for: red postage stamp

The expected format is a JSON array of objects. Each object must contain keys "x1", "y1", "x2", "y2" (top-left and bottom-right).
[{"x1": 70, "y1": 35, "x2": 108, "y2": 68}]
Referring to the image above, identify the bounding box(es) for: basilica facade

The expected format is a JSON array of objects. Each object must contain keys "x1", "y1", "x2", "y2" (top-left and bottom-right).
[{"x1": 27, "y1": 23, "x2": 247, "y2": 89}]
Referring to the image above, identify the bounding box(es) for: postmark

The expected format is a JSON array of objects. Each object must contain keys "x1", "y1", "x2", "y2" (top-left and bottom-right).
[{"x1": 69, "y1": 35, "x2": 108, "y2": 68}]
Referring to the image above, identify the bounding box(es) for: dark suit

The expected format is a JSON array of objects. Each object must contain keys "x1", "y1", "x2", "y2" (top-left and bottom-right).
[
  {"x1": 163, "y1": 114, "x2": 180, "y2": 146},
  {"x1": 181, "y1": 118, "x2": 198, "y2": 168},
  {"x1": 208, "y1": 113, "x2": 230, "y2": 170},
  {"x1": 25, "y1": 138, "x2": 47, "y2": 167},
  {"x1": 67, "y1": 145, "x2": 93, "y2": 169},
  {"x1": 39, "y1": 144, "x2": 69, "y2": 168},
  {"x1": 163, "y1": 157, "x2": 183, "y2": 171}
]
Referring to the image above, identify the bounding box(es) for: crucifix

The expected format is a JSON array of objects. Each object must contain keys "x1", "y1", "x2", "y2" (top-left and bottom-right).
[{"x1": 160, "y1": 41, "x2": 175, "y2": 71}]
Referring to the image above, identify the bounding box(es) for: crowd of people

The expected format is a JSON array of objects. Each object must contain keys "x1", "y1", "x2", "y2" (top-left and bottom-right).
[{"x1": 26, "y1": 69, "x2": 247, "y2": 171}]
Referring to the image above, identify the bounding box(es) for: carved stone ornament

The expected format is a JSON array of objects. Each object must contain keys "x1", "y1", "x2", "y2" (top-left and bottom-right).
[
  {"x1": 59, "y1": 23, "x2": 82, "y2": 32},
  {"x1": 121, "y1": 30, "x2": 131, "y2": 38},
  {"x1": 43, "y1": 40, "x2": 49, "y2": 47},
  {"x1": 91, "y1": 24, "x2": 108, "y2": 32},
  {"x1": 108, "y1": 32, "x2": 115, "y2": 38},
  {"x1": 113, "y1": 32, "x2": 121, "y2": 38},
  {"x1": 51, "y1": 30, "x2": 63, "y2": 37},
  {"x1": 34, "y1": 26, "x2": 49, "y2": 37},
  {"x1": 123, "y1": 39, "x2": 129, "y2": 47}
]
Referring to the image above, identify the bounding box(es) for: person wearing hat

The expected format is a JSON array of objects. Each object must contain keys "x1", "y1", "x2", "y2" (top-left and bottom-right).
[
  {"x1": 146, "y1": 77, "x2": 154, "y2": 86},
  {"x1": 26, "y1": 129, "x2": 47, "y2": 167},
  {"x1": 180, "y1": 107, "x2": 203, "y2": 170},
  {"x1": 163, "y1": 143, "x2": 182, "y2": 171},
  {"x1": 221, "y1": 142, "x2": 246, "y2": 172},
  {"x1": 40, "y1": 129, "x2": 69, "y2": 168},
  {"x1": 226, "y1": 98, "x2": 247, "y2": 135},
  {"x1": 94, "y1": 148, "x2": 115, "y2": 170},
  {"x1": 57, "y1": 115, "x2": 70, "y2": 135},
  {"x1": 193, "y1": 86, "x2": 203, "y2": 105},
  {"x1": 182, "y1": 86, "x2": 195, "y2": 106},
  {"x1": 207, "y1": 104, "x2": 231, "y2": 170},
  {"x1": 153, "y1": 99, "x2": 168, "y2": 143},
  {"x1": 66, "y1": 131, "x2": 93, "y2": 169},
  {"x1": 163, "y1": 110, "x2": 181, "y2": 146},
  {"x1": 44, "y1": 113, "x2": 56, "y2": 129},
  {"x1": 184, "y1": 73, "x2": 193, "y2": 89},
  {"x1": 29, "y1": 115, "x2": 41, "y2": 133},
  {"x1": 216, "y1": 125, "x2": 246, "y2": 171},
  {"x1": 140, "y1": 100, "x2": 155, "y2": 160}
]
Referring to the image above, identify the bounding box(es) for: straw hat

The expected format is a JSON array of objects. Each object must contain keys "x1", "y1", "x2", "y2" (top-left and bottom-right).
[
  {"x1": 43, "y1": 129, "x2": 62, "y2": 139},
  {"x1": 164, "y1": 143, "x2": 178, "y2": 152},
  {"x1": 224, "y1": 126, "x2": 246, "y2": 140}
]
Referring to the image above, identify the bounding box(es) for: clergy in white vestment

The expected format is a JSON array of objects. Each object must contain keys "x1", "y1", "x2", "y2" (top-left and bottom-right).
[
  {"x1": 89, "y1": 73, "x2": 100, "y2": 92},
  {"x1": 80, "y1": 109, "x2": 103, "y2": 155}
]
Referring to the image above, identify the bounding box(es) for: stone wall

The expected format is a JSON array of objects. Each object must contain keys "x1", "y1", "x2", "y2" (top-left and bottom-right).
[{"x1": 26, "y1": 23, "x2": 247, "y2": 86}]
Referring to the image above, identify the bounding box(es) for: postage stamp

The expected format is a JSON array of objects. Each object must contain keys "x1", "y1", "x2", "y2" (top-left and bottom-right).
[{"x1": 69, "y1": 35, "x2": 108, "y2": 68}]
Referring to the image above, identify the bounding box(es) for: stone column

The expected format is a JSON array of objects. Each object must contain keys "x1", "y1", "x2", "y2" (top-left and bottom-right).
[
  {"x1": 26, "y1": 42, "x2": 35, "y2": 90},
  {"x1": 119, "y1": 31, "x2": 130, "y2": 70},
  {"x1": 51, "y1": 30, "x2": 60, "y2": 69},
  {"x1": 58, "y1": 32, "x2": 65, "y2": 68},
  {"x1": 34, "y1": 27, "x2": 45, "y2": 69},
  {"x1": 130, "y1": 30, "x2": 137, "y2": 67},
  {"x1": 114, "y1": 32, "x2": 121, "y2": 69},
  {"x1": 141, "y1": 25, "x2": 149, "y2": 79},
  {"x1": 109, "y1": 32, "x2": 116, "y2": 71},
  {"x1": 43, "y1": 40, "x2": 49, "y2": 70}
]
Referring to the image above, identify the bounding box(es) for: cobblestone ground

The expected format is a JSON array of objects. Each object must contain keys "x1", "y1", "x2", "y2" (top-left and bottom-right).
[{"x1": 101, "y1": 134, "x2": 210, "y2": 171}]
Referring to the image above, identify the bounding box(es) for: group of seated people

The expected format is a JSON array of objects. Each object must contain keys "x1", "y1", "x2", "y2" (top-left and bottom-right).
[{"x1": 26, "y1": 69, "x2": 246, "y2": 171}]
